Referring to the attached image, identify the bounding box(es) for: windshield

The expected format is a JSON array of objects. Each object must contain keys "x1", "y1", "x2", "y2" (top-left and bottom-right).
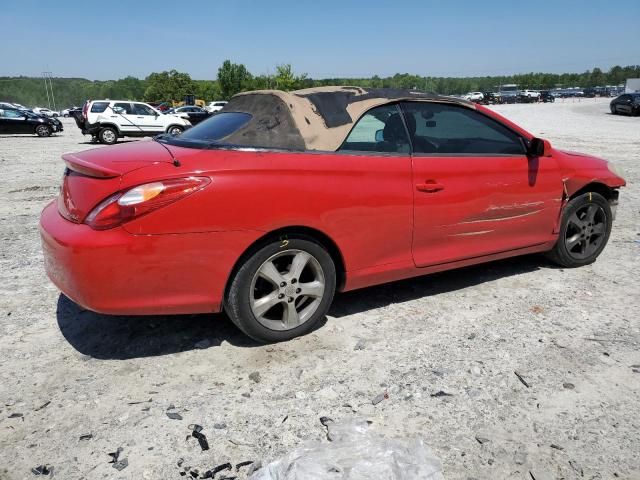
[{"x1": 158, "y1": 112, "x2": 252, "y2": 148}]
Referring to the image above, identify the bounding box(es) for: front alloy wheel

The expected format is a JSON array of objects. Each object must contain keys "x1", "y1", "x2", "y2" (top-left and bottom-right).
[
  {"x1": 547, "y1": 192, "x2": 612, "y2": 267},
  {"x1": 35, "y1": 125, "x2": 52, "y2": 137},
  {"x1": 226, "y1": 237, "x2": 336, "y2": 343},
  {"x1": 563, "y1": 203, "x2": 607, "y2": 260}
]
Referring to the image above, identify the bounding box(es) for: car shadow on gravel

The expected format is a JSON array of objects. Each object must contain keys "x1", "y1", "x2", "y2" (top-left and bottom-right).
[
  {"x1": 56, "y1": 255, "x2": 554, "y2": 359},
  {"x1": 56, "y1": 295, "x2": 259, "y2": 360},
  {"x1": 329, "y1": 254, "x2": 553, "y2": 317}
]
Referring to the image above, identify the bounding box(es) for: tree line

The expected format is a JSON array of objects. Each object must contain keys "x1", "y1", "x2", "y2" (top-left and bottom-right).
[{"x1": 1, "y1": 62, "x2": 638, "y2": 108}]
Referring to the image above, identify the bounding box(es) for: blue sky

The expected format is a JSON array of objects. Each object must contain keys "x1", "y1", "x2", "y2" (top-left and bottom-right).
[{"x1": 1, "y1": 0, "x2": 638, "y2": 80}]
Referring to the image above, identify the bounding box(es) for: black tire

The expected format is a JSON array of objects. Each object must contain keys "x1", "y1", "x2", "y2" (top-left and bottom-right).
[
  {"x1": 546, "y1": 192, "x2": 612, "y2": 268},
  {"x1": 167, "y1": 125, "x2": 184, "y2": 136},
  {"x1": 98, "y1": 127, "x2": 118, "y2": 145},
  {"x1": 35, "y1": 125, "x2": 52, "y2": 137},
  {"x1": 225, "y1": 236, "x2": 336, "y2": 343},
  {"x1": 610, "y1": 105, "x2": 617, "y2": 115}
]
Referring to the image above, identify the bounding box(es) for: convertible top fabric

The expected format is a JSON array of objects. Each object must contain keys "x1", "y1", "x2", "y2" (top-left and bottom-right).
[{"x1": 220, "y1": 86, "x2": 474, "y2": 151}]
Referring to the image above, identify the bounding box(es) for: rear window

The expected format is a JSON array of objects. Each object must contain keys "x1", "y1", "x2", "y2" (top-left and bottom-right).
[
  {"x1": 90, "y1": 102, "x2": 109, "y2": 113},
  {"x1": 177, "y1": 112, "x2": 252, "y2": 142}
]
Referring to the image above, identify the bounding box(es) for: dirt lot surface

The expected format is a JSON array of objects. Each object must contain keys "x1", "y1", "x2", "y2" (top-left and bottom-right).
[{"x1": 0, "y1": 98, "x2": 639, "y2": 479}]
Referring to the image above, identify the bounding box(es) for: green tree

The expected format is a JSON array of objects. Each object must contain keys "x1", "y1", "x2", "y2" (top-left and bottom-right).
[
  {"x1": 217, "y1": 60, "x2": 252, "y2": 99},
  {"x1": 274, "y1": 64, "x2": 307, "y2": 91},
  {"x1": 143, "y1": 70, "x2": 197, "y2": 102}
]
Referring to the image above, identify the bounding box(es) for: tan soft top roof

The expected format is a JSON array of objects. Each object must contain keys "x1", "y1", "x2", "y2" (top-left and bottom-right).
[{"x1": 221, "y1": 86, "x2": 474, "y2": 151}]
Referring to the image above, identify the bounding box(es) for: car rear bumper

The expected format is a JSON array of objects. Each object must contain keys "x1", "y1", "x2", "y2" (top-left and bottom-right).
[{"x1": 39, "y1": 201, "x2": 259, "y2": 315}]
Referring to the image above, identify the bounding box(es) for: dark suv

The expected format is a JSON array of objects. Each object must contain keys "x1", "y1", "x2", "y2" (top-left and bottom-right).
[{"x1": 539, "y1": 91, "x2": 555, "y2": 103}]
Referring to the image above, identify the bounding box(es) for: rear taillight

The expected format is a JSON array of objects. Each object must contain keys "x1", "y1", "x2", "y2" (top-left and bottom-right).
[
  {"x1": 85, "y1": 177, "x2": 210, "y2": 230},
  {"x1": 82, "y1": 101, "x2": 88, "y2": 120}
]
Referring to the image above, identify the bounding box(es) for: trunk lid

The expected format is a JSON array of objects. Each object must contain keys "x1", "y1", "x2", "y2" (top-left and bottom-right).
[{"x1": 58, "y1": 140, "x2": 175, "y2": 223}]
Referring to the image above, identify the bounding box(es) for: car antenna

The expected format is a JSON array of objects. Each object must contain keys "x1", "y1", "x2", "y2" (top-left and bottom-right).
[
  {"x1": 107, "y1": 104, "x2": 181, "y2": 167},
  {"x1": 153, "y1": 135, "x2": 181, "y2": 167}
]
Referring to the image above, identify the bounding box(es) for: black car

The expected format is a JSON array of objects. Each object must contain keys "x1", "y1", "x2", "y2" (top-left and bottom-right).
[
  {"x1": 0, "y1": 107, "x2": 63, "y2": 136},
  {"x1": 539, "y1": 91, "x2": 555, "y2": 103},
  {"x1": 479, "y1": 92, "x2": 500, "y2": 105},
  {"x1": 166, "y1": 106, "x2": 213, "y2": 125},
  {"x1": 610, "y1": 93, "x2": 640, "y2": 116}
]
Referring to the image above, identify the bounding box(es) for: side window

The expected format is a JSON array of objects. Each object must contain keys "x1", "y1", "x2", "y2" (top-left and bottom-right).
[
  {"x1": 132, "y1": 103, "x2": 155, "y2": 115},
  {"x1": 401, "y1": 102, "x2": 525, "y2": 155},
  {"x1": 113, "y1": 102, "x2": 133, "y2": 114},
  {"x1": 339, "y1": 104, "x2": 410, "y2": 154},
  {"x1": 4, "y1": 110, "x2": 24, "y2": 119},
  {"x1": 90, "y1": 102, "x2": 109, "y2": 113}
]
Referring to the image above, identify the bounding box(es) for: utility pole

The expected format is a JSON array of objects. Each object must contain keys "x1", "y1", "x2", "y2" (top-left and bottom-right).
[{"x1": 42, "y1": 72, "x2": 56, "y2": 111}]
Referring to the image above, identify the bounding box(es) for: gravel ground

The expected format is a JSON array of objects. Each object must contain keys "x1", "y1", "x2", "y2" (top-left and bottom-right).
[{"x1": 0, "y1": 98, "x2": 638, "y2": 479}]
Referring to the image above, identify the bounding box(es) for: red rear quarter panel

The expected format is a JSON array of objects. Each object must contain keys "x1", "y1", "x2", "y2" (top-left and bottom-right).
[{"x1": 122, "y1": 147, "x2": 414, "y2": 273}]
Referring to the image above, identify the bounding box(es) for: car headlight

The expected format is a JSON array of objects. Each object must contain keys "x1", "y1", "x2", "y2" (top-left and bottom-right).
[{"x1": 607, "y1": 161, "x2": 623, "y2": 178}]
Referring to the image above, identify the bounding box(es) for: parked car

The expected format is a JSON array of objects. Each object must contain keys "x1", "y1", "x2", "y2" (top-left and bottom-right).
[
  {"x1": 610, "y1": 93, "x2": 640, "y2": 116},
  {"x1": 463, "y1": 92, "x2": 484, "y2": 102},
  {"x1": 40, "y1": 87, "x2": 625, "y2": 343},
  {"x1": 206, "y1": 101, "x2": 228, "y2": 112},
  {"x1": 156, "y1": 102, "x2": 173, "y2": 112},
  {"x1": 478, "y1": 92, "x2": 499, "y2": 105},
  {"x1": 166, "y1": 105, "x2": 213, "y2": 125},
  {"x1": 539, "y1": 91, "x2": 555, "y2": 103},
  {"x1": 74, "y1": 100, "x2": 191, "y2": 144},
  {"x1": 33, "y1": 107, "x2": 60, "y2": 117},
  {"x1": 0, "y1": 107, "x2": 63, "y2": 136},
  {"x1": 521, "y1": 89, "x2": 541, "y2": 101},
  {"x1": 61, "y1": 107, "x2": 79, "y2": 117}
]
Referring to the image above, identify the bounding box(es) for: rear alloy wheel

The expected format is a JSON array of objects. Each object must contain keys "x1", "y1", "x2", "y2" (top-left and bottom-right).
[
  {"x1": 98, "y1": 127, "x2": 118, "y2": 145},
  {"x1": 225, "y1": 238, "x2": 336, "y2": 343},
  {"x1": 35, "y1": 125, "x2": 52, "y2": 137},
  {"x1": 168, "y1": 126, "x2": 184, "y2": 136},
  {"x1": 547, "y1": 192, "x2": 612, "y2": 268}
]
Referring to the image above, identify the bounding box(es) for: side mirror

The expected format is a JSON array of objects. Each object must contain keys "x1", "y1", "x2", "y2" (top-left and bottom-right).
[
  {"x1": 375, "y1": 129, "x2": 384, "y2": 142},
  {"x1": 528, "y1": 137, "x2": 552, "y2": 157}
]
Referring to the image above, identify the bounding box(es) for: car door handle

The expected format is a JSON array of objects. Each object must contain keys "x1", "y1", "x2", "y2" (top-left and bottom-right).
[{"x1": 416, "y1": 182, "x2": 445, "y2": 193}]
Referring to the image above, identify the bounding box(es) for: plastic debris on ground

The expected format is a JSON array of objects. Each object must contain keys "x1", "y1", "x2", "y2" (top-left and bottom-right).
[{"x1": 249, "y1": 418, "x2": 444, "y2": 479}]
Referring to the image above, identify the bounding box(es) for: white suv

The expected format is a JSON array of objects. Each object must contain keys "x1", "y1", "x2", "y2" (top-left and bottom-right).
[
  {"x1": 206, "y1": 101, "x2": 228, "y2": 112},
  {"x1": 521, "y1": 90, "x2": 541, "y2": 100},
  {"x1": 463, "y1": 92, "x2": 484, "y2": 102},
  {"x1": 77, "y1": 100, "x2": 191, "y2": 144}
]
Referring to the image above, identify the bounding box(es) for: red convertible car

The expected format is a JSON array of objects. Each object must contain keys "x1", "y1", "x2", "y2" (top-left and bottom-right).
[{"x1": 40, "y1": 87, "x2": 625, "y2": 342}]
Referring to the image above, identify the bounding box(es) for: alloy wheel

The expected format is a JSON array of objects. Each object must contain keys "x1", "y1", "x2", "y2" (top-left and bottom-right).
[
  {"x1": 564, "y1": 203, "x2": 607, "y2": 260},
  {"x1": 36, "y1": 125, "x2": 50, "y2": 136},
  {"x1": 249, "y1": 249, "x2": 325, "y2": 331}
]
